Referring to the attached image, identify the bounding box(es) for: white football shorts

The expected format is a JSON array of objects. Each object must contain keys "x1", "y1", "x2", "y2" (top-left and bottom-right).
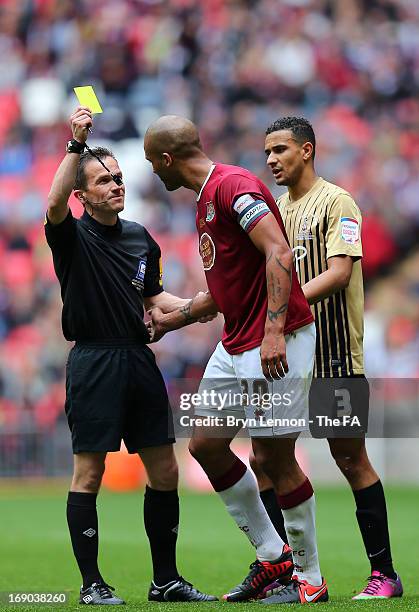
[{"x1": 195, "y1": 323, "x2": 315, "y2": 437}]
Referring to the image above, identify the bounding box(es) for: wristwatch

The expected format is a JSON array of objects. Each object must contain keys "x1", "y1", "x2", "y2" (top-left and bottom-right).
[{"x1": 66, "y1": 139, "x2": 86, "y2": 154}]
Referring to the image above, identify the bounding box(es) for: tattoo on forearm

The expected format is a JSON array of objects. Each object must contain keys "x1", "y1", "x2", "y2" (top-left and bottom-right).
[
  {"x1": 268, "y1": 272, "x2": 282, "y2": 300},
  {"x1": 267, "y1": 303, "x2": 288, "y2": 321},
  {"x1": 275, "y1": 256, "x2": 292, "y2": 280},
  {"x1": 179, "y1": 298, "x2": 197, "y2": 324},
  {"x1": 267, "y1": 272, "x2": 274, "y2": 299}
]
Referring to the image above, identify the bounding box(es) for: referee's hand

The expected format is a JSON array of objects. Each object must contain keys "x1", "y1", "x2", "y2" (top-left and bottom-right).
[
  {"x1": 146, "y1": 307, "x2": 166, "y2": 343},
  {"x1": 260, "y1": 331, "x2": 288, "y2": 381},
  {"x1": 70, "y1": 106, "x2": 93, "y2": 143}
]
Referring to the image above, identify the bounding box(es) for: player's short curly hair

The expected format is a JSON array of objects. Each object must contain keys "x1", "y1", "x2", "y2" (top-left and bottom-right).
[
  {"x1": 265, "y1": 117, "x2": 316, "y2": 159},
  {"x1": 74, "y1": 146, "x2": 116, "y2": 191}
]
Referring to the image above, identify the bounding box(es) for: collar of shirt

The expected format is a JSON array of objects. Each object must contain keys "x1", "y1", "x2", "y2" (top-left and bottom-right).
[
  {"x1": 196, "y1": 163, "x2": 216, "y2": 202},
  {"x1": 81, "y1": 210, "x2": 122, "y2": 237}
]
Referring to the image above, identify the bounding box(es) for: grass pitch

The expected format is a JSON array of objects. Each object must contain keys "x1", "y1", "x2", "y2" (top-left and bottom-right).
[{"x1": 0, "y1": 484, "x2": 418, "y2": 611}]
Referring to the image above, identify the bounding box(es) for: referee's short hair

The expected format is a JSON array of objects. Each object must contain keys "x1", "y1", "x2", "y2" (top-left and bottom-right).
[
  {"x1": 266, "y1": 117, "x2": 316, "y2": 159},
  {"x1": 74, "y1": 147, "x2": 116, "y2": 190}
]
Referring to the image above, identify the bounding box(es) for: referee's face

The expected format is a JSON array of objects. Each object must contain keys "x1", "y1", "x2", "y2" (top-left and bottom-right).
[
  {"x1": 265, "y1": 130, "x2": 307, "y2": 187},
  {"x1": 83, "y1": 157, "x2": 125, "y2": 212}
]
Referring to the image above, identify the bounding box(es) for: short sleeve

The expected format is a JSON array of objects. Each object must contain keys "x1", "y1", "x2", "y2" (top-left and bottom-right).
[
  {"x1": 216, "y1": 174, "x2": 270, "y2": 232},
  {"x1": 143, "y1": 229, "x2": 164, "y2": 298},
  {"x1": 326, "y1": 194, "x2": 363, "y2": 260},
  {"x1": 44, "y1": 209, "x2": 77, "y2": 253}
]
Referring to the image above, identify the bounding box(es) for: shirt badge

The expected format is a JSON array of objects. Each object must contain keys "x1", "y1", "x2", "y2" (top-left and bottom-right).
[
  {"x1": 199, "y1": 232, "x2": 216, "y2": 271},
  {"x1": 205, "y1": 201, "x2": 215, "y2": 222},
  {"x1": 131, "y1": 258, "x2": 147, "y2": 293},
  {"x1": 297, "y1": 215, "x2": 317, "y2": 240},
  {"x1": 341, "y1": 217, "x2": 359, "y2": 243}
]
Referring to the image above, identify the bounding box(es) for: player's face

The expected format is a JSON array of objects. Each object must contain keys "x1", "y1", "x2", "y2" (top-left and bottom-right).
[
  {"x1": 82, "y1": 157, "x2": 125, "y2": 212},
  {"x1": 144, "y1": 140, "x2": 182, "y2": 192},
  {"x1": 265, "y1": 130, "x2": 307, "y2": 187}
]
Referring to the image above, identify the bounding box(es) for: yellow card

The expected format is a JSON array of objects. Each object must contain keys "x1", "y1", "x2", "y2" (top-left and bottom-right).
[{"x1": 73, "y1": 86, "x2": 103, "y2": 113}]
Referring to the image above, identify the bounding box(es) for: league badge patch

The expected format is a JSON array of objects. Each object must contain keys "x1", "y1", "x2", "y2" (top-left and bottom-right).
[
  {"x1": 340, "y1": 217, "x2": 359, "y2": 244},
  {"x1": 205, "y1": 201, "x2": 215, "y2": 222}
]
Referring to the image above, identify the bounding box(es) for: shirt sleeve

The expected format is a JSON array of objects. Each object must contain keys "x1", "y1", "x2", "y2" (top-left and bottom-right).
[
  {"x1": 325, "y1": 193, "x2": 363, "y2": 260},
  {"x1": 44, "y1": 208, "x2": 77, "y2": 253},
  {"x1": 216, "y1": 175, "x2": 271, "y2": 233},
  {"x1": 143, "y1": 229, "x2": 164, "y2": 298}
]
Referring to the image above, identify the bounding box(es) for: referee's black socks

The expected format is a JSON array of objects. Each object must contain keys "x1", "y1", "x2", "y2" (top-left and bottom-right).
[
  {"x1": 144, "y1": 485, "x2": 180, "y2": 585},
  {"x1": 66, "y1": 491, "x2": 103, "y2": 589},
  {"x1": 354, "y1": 480, "x2": 397, "y2": 579}
]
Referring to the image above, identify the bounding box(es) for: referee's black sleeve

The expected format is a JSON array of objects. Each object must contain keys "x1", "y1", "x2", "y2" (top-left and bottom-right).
[
  {"x1": 143, "y1": 229, "x2": 164, "y2": 298},
  {"x1": 44, "y1": 209, "x2": 77, "y2": 251}
]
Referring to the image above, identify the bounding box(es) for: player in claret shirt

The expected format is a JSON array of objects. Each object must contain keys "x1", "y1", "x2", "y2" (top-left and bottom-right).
[{"x1": 144, "y1": 115, "x2": 328, "y2": 603}]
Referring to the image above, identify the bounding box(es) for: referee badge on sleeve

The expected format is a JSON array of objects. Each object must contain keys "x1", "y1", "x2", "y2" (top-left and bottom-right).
[{"x1": 131, "y1": 258, "x2": 147, "y2": 293}]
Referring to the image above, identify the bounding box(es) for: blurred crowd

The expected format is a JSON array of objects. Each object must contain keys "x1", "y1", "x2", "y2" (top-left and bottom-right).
[{"x1": 0, "y1": 0, "x2": 418, "y2": 443}]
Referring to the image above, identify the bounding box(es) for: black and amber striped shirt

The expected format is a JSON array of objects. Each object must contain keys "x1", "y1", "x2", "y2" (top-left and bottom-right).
[{"x1": 277, "y1": 177, "x2": 364, "y2": 377}]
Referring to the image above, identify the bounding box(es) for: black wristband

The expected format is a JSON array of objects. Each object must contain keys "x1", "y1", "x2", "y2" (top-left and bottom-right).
[{"x1": 66, "y1": 139, "x2": 86, "y2": 154}]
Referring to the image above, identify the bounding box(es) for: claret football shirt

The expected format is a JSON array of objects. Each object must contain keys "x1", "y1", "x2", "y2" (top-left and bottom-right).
[{"x1": 196, "y1": 163, "x2": 313, "y2": 355}]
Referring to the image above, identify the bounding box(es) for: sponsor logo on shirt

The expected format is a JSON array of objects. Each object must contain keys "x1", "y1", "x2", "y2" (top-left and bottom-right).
[
  {"x1": 205, "y1": 201, "x2": 215, "y2": 222},
  {"x1": 340, "y1": 217, "x2": 359, "y2": 244},
  {"x1": 199, "y1": 232, "x2": 216, "y2": 271},
  {"x1": 292, "y1": 245, "x2": 308, "y2": 263}
]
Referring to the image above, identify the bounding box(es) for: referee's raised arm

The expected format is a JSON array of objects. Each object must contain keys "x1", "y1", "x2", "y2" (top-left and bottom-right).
[{"x1": 47, "y1": 106, "x2": 92, "y2": 225}]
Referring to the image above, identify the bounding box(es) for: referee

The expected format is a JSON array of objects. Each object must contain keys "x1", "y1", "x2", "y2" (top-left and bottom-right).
[
  {"x1": 250, "y1": 116, "x2": 402, "y2": 602},
  {"x1": 45, "y1": 106, "x2": 217, "y2": 605}
]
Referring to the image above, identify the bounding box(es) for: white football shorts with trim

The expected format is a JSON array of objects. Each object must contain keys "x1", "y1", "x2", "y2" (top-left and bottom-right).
[{"x1": 196, "y1": 323, "x2": 315, "y2": 437}]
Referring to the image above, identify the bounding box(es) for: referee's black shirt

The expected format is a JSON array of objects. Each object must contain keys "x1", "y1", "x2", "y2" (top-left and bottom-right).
[{"x1": 45, "y1": 209, "x2": 163, "y2": 342}]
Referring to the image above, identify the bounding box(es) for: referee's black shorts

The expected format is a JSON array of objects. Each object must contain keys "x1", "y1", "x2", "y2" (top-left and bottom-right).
[
  {"x1": 65, "y1": 340, "x2": 175, "y2": 454},
  {"x1": 309, "y1": 374, "x2": 369, "y2": 438}
]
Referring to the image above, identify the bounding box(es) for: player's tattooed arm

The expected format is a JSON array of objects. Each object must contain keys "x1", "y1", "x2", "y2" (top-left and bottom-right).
[
  {"x1": 146, "y1": 291, "x2": 219, "y2": 342},
  {"x1": 263, "y1": 251, "x2": 292, "y2": 379},
  {"x1": 144, "y1": 290, "x2": 190, "y2": 313},
  {"x1": 275, "y1": 255, "x2": 292, "y2": 280},
  {"x1": 248, "y1": 213, "x2": 293, "y2": 380},
  {"x1": 267, "y1": 302, "x2": 288, "y2": 321},
  {"x1": 180, "y1": 298, "x2": 197, "y2": 323},
  {"x1": 266, "y1": 261, "x2": 290, "y2": 320}
]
